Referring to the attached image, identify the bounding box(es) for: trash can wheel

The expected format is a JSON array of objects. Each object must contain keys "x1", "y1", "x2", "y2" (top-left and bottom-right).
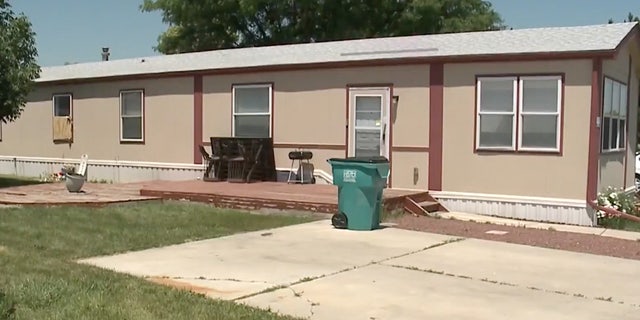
[{"x1": 331, "y1": 212, "x2": 348, "y2": 229}]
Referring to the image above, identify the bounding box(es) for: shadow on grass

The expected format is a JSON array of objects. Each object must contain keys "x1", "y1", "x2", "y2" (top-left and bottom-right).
[{"x1": 0, "y1": 175, "x2": 46, "y2": 189}]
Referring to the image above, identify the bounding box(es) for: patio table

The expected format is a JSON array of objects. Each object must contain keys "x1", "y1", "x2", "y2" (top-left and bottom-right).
[{"x1": 207, "y1": 137, "x2": 277, "y2": 183}]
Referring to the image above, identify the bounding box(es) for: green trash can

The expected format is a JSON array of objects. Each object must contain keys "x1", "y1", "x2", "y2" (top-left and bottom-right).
[{"x1": 327, "y1": 156, "x2": 390, "y2": 231}]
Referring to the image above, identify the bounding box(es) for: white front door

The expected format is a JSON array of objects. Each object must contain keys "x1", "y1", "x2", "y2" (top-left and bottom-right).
[{"x1": 348, "y1": 87, "x2": 391, "y2": 158}]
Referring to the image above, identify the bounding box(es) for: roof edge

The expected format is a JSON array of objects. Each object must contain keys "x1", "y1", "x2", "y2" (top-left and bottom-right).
[
  {"x1": 35, "y1": 49, "x2": 618, "y2": 86},
  {"x1": 613, "y1": 22, "x2": 640, "y2": 53}
]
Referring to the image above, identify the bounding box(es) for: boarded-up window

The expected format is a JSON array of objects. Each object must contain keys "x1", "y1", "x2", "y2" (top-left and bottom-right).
[
  {"x1": 52, "y1": 94, "x2": 73, "y2": 141},
  {"x1": 120, "y1": 90, "x2": 144, "y2": 142}
]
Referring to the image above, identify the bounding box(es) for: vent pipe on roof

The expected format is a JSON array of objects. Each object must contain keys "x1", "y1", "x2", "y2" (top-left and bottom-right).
[{"x1": 101, "y1": 47, "x2": 110, "y2": 61}]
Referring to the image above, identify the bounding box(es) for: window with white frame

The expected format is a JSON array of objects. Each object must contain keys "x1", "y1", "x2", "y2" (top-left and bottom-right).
[
  {"x1": 601, "y1": 77, "x2": 628, "y2": 152},
  {"x1": 476, "y1": 75, "x2": 562, "y2": 152},
  {"x1": 120, "y1": 90, "x2": 144, "y2": 141},
  {"x1": 53, "y1": 94, "x2": 72, "y2": 117},
  {"x1": 232, "y1": 84, "x2": 272, "y2": 138}
]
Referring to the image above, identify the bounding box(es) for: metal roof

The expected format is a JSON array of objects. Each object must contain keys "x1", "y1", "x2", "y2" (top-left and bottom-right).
[{"x1": 37, "y1": 22, "x2": 638, "y2": 83}]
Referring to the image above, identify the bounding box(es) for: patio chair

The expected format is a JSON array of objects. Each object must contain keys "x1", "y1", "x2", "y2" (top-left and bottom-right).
[
  {"x1": 199, "y1": 145, "x2": 215, "y2": 181},
  {"x1": 244, "y1": 140, "x2": 264, "y2": 182},
  {"x1": 226, "y1": 139, "x2": 250, "y2": 183}
]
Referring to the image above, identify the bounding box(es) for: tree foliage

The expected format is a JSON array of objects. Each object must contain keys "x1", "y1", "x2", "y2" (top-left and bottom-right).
[
  {"x1": 608, "y1": 12, "x2": 639, "y2": 24},
  {"x1": 0, "y1": 1, "x2": 40, "y2": 123},
  {"x1": 141, "y1": 0, "x2": 505, "y2": 54}
]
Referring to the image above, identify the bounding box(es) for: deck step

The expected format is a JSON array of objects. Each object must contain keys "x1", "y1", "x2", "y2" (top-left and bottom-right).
[
  {"x1": 404, "y1": 197, "x2": 440, "y2": 217},
  {"x1": 418, "y1": 201, "x2": 441, "y2": 213}
]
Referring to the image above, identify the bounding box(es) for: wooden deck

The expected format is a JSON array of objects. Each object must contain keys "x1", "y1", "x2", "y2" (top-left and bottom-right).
[
  {"x1": 0, "y1": 182, "x2": 159, "y2": 206},
  {"x1": 140, "y1": 180, "x2": 431, "y2": 214}
]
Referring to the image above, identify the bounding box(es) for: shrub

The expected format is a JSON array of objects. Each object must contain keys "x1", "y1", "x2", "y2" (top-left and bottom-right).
[{"x1": 596, "y1": 187, "x2": 637, "y2": 228}]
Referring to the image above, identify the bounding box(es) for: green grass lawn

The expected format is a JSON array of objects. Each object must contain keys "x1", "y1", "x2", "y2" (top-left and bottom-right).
[
  {"x1": 0, "y1": 201, "x2": 313, "y2": 320},
  {"x1": 622, "y1": 220, "x2": 640, "y2": 232},
  {"x1": 0, "y1": 175, "x2": 45, "y2": 188}
]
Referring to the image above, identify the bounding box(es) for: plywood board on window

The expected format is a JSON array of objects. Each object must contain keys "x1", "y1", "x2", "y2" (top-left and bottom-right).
[{"x1": 53, "y1": 116, "x2": 73, "y2": 141}]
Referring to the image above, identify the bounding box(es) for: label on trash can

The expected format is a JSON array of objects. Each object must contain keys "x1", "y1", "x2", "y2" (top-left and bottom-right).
[{"x1": 343, "y1": 169, "x2": 357, "y2": 183}]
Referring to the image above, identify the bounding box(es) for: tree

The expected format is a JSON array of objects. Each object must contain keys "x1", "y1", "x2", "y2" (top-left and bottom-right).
[
  {"x1": 141, "y1": 0, "x2": 505, "y2": 54},
  {"x1": 0, "y1": 1, "x2": 40, "y2": 123},
  {"x1": 608, "y1": 12, "x2": 639, "y2": 23}
]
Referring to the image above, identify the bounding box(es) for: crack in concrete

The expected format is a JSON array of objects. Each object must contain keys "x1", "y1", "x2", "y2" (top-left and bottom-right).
[
  {"x1": 384, "y1": 264, "x2": 639, "y2": 308},
  {"x1": 284, "y1": 287, "x2": 319, "y2": 319},
  {"x1": 234, "y1": 237, "x2": 466, "y2": 303}
]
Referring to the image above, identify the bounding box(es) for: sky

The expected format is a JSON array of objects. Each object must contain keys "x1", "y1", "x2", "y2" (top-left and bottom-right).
[{"x1": 9, "y1": 0, "x2": 640, "y2": 67}]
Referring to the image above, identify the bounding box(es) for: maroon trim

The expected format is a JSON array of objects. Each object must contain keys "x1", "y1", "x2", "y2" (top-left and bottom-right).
[
  {"x1": 392, "y1": 146, "x2": 430, "y2": 152},
  {"x1": 193, "y1": 75, "x2": 203, "y2": 164},
  {"x1": 473, "y1": 73, "x2": 565, "y2": 155},
  {"x1": 587, "y1": 58, "x2": 603, "y2": 203},
  {"x1": 623, "y1": 54, "x2": 632, "y2": 188},
  {"x1": 389, "y1": 85, "x2": 394, "y2": 188},
  {"x1": 118, "y1": 88, "x2": 146, "y2": 145},
  {"x1": 428, "y1": 63, "x2": 444, "y2": 191},
  {"x1": 36, "y1": 51, "x2": 618, "y2": 86},
  {"x1": 344, "y1": 86, "x2": 349, "y2": 158},
  {"x1": 271, "y1": 83, "x2": 275, "y2": 139},
  {"x1": 272, "y1": 143, "x2": 346, "y2": 150}
]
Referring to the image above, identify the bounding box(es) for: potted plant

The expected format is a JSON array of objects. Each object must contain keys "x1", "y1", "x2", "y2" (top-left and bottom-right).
[{"x1": 62, "y1": 165, "x2": 85, "y2": 192}]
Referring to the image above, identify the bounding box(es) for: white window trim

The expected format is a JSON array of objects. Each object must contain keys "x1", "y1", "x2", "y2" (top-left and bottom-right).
[
  {"x1": 52, "y1": 93, "x2": 73, "y2": 118},
  {"x1": 475, "y1": 76, "x2": 518, "y2": 151},
  {"x1": 517, "y1": 76, "x2": 563, "y2": 152},
  {"x1": 119, "y1": 89, "x2": 145, "y2": 142},
  {"x1": 601, "y1": 76, "x2": 628, "y2": 153},
  {"x1": 231, "y1": 84, "x2": 273, "y2": 138},
  {"x1": 476, "y1": 75, "x2": 563, "y2": 153}
]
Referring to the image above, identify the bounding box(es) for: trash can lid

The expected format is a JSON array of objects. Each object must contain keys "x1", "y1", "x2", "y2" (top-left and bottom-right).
[{"x1": 328, "y1": 156, "x2": 389, "y2": 163}]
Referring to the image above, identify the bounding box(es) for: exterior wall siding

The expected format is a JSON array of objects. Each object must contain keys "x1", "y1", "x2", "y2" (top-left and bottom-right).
[
  {"x1": 1, "y1": 77, "x2": 194, "y2": 168},
  {"x1": 442, "y1": 60, "x2": 593, "y2": 200},
  {"x1": 600, "y1": 39, "x2": 640, "y2": 192},
  {"x1": 202, "y1": 65, "x2": 431, "y2": 188}
]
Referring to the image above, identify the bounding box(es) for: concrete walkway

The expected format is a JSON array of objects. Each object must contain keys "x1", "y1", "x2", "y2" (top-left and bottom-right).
[
  {"x1": 79, "y1": 220, "x2": 640, "y2": 319},
  {"x1": 439, "y1": 211, "x2": 640, "y2": 241}
]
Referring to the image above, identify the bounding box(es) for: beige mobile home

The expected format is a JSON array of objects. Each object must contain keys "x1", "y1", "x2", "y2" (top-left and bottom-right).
[{"x1": 1, "y1": 22, "x2": 639, "y2": 226}]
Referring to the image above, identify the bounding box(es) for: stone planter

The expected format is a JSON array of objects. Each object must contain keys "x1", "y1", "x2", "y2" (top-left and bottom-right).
[{"x1": 65, "y1": 173, "x2": 85, "y2": 193}]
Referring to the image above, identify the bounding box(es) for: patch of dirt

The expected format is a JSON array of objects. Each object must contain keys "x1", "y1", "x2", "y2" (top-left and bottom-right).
[
  {"x1": 147, "y1": 277, "x2": 236, "y2": 296},
  {"x1": 390, "y1": 215, "x2": 640, "y2": 261},
  {"x1": 0, "y1": 246, "x2": 6, "y2": 254}
]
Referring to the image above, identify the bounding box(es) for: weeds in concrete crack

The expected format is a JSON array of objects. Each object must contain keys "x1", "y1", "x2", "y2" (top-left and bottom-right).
[
  {"x1": 527, "y1": 286, "x2": 541, "y2": 291},
  {"x1": 283, "y1": 286, "x2": 318, "y2": 319},
  {"x1": 498, "y1": 281, "x2": 516, "y2": 287},
  {"x1": 595, "y1": 296, "x2": 613, "y2": 302},
  {"x1": 552, "y1": 290, "x2": 568, "y2": 295},
  {"x1": 573, "y1": 293, "x2": 585, "y2": 298},
  {"x1": 480, "y1": 278, "x2": 498, "y2": 284}
]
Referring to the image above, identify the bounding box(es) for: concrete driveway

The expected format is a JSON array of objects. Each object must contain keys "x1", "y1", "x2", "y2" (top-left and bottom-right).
[{"x1": 79, "y1": 220, "x2": 640, "y2": 319}]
